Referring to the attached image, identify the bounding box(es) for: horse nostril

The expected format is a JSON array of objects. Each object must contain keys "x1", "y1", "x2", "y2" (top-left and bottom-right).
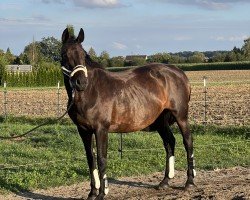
[
  {"x1": 75, "y1": 78, "x2": 86, "y2": 91},
  {"x1": 76, "y1": 79, "x2": 81, "y2": 86}
]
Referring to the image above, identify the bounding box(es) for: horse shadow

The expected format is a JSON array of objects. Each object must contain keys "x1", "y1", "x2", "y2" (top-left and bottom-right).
[
  {"x1": 109, "y1": 178, "x2": 184, "y2": 191},
  {"x1": 109, "y1": 177, "x2": 154, "y2": 188},
  {"x1": 14, "y1": 191, "x2": 82, "y2": 200},
  {"x1": 12, "y1": 178, "x2": 185, "y2": 200}
]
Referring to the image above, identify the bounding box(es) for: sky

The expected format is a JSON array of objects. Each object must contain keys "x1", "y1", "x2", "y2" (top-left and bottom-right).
[{"x1": 1, "y1": 0, "x2": 250, "y2": 57}]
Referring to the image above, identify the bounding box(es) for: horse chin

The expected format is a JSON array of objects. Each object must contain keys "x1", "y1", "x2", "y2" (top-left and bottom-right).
[{"x1": 74, "y1": 84, "x2": 87, "y2": 92}]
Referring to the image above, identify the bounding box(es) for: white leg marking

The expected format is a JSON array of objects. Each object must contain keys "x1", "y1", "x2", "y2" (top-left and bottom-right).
[
  {"x1": 103, "y1": 174, "x2": 109, "y2": 195},
  {"x1": 191, "y1": 154, "x2": 196, "y2": 177},
  {"x1": 168, "y1": 156, "x2": 175, "y2": 179},
  {"x1": 193, "y1": 169, "x2": 197, "y2": 177},
  {"x1": 93, "y1": 169, "x2": 100, "y2": 189}
]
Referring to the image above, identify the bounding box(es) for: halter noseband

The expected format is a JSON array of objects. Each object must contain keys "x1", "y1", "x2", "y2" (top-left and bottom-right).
[{"x1": 61, "y1": 65, "x2": 88, "y2": 78}]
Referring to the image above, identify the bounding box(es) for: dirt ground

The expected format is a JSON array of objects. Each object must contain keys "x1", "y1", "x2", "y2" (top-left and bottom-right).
[{"x1": 1, "y1": 166, "x2": 249, "y2": 200}]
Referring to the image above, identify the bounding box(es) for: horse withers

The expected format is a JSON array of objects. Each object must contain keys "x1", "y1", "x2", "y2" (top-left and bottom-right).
[{"x1": 61, "y1": 28, "x2": 196, "y2": 200}]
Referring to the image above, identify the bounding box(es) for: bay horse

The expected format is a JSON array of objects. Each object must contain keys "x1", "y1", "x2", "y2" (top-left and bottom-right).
[{"x1": 61, "y1": 28, "x2": 196, "y2": 200}]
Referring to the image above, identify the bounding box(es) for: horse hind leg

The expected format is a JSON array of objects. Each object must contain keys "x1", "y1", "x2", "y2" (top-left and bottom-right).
[
  {"x1": 156, "y1": 111, "x2": 176, "y2": 189},
  {"x1": 175, "y1": 113, "x2": 196, "y2": 190}
]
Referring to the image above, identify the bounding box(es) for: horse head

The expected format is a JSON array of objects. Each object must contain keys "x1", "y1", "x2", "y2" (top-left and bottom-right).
[{"x1": 61, "y1": 28, "x2": 88, "y2": 91}]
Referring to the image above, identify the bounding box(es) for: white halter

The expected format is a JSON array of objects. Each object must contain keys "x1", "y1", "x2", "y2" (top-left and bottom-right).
[{"x1": 61, "y1": 65, "x2": 88, "y2": 78}]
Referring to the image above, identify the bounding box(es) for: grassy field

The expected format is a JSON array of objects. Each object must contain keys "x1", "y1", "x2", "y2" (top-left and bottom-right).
[
  {"x1": 0, "y1": 69, "x2": 249, "y2": 193},
  {"x1": 0, "y1": 117, "x2": 249, "y2": 193}
]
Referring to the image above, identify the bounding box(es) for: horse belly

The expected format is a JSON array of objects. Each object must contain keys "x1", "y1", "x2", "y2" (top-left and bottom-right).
[{"x1": 109, "y1": 101, "x2": 163, "y2": 133}]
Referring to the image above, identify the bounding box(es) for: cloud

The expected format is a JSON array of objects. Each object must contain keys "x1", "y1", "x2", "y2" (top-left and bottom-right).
[
  {"x1": 211, "y1": 35, "x2": 248, "y2": 41},
  {"x1": 155, "y1": 0, "x2": 250, "y2": 10},
  {"x1": 72, "y1": 0, "x2": 124, "y2": 8},
  {"x1": 0, "y1": 3, "x2": 22, "y2": 10},
  {"x1": 40, "y1": 0, "x2": 125, "y2": 8},
  {"x1": 0, "y1": 17, "x2": 24, "y2": 24},
  {"x1": 112, "y1": 42, "x2": 127, "y2": 50},
  {"x1": 40, "y1": 0, "x2": 65, "y2": 4},
  {"x1": 0, "y1": 15, "x2": 51, "y2": 26},
  {"x1": 32, "y1": 14, "x2": 51, "y2": 22}
]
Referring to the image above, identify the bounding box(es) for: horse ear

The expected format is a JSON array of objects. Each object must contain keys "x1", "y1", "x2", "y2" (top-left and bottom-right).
[
  {"x1": 62, "y1": 28, "x2": 70, "y2": 44},
  {"x1": 76, "y1": 28, "x2": 84, "y2": 43}
]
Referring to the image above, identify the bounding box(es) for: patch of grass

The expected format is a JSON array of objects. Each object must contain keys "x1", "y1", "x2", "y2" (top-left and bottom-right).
[{"x1": 0, "y1": 120, "x2": 249, "y2": 193}]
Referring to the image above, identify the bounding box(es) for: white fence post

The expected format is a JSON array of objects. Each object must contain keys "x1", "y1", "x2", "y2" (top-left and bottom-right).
[
  {"x1": 3, "y1": 81, "x2": 7, "y2": 120},
  {"x1": 57, "y1": 81, "x2": 60, "y2": 117}
]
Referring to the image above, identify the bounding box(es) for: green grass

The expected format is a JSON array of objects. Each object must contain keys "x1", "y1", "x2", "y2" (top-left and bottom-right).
[{"x1": 0, "y1": 118, "x2": 249, "y2": 193}]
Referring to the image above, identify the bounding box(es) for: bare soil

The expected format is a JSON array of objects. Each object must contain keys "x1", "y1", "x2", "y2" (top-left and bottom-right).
[{"x1": 1, "y1": 166, "x2": 249, "y2": 200}]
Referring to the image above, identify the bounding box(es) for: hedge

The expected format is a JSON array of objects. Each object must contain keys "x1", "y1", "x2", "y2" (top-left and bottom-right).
[
  {"x1": 1, "y1": 68, "x2": 64, "y2": 87},
  {"x1": 176, "y1": 61, "x2": 250, "y2": 71},
  {"x1": 1, "y1": 61, "x2": 249, "y2": 87}
]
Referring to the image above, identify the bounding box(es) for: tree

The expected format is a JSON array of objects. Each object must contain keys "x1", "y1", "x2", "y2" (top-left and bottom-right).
[
  {"x1": 19, "y1": 53, "x2": 30, "y2": 64},
  {"x1": 67, "y1": 24, "x2": 75, "y2": 37},
  {"x1": 169, "y1": 55, "x2": 183, "y2": 64},
  {"x1": 23, "y1": 41, "x2": 42, "y2": 66},
  {"x1": 241, "y1": 37, "x2": 250, "y2": 60},
  {"x1": 0, "y1": 55, "x2": 8, "y2": 85},
  {"x1": 224, "y1": 51, "x2": 237, "y2": 62},
  {"x1": 211, "y1": 52, "x2": 226, "y2": 62},
  {"x1": 39, "y1": 36, "x2": 62, "y2": 62},
  {"x1": 13, "y1": 57, "x2": 22, "y2": 65},
  {"x1": 100, "y1": 51, "x2": 110, "y2": 60},
  {"x1": 109, "y1": 57, "x2": 124, "y2": 67},
  {"x1": 5, "y1": 47, "x2": 15, "y2": 64},
  {"x1": 233, "y1": 46, "x2": 242, "y2": 54},
  {"x1": 99, "y1": 51, "x2": 110, "y2": 68},
  {"x1": 187, "y1": 52, "x2": 205, "y2": 63},
  {"x1": 0, "y1": 49, "x2": 4, "y2": 57},
  {"x1": 88, "y1": 47, "x2": 99, "y2": 62},
  {"x1": 129, "y1": 57, "x2": 146, "y2": 66},
  {"x1": 147, "y1": 52, "x2": 170, "y2": 63}
]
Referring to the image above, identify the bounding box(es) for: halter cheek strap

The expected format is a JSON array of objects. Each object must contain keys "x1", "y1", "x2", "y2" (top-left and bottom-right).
[
  {"x1": 70, "y1": 65, "x2": 88, "y2": 78},
  {"x1": 61, "y1": 65, "x2": 88, "y2": 78}
]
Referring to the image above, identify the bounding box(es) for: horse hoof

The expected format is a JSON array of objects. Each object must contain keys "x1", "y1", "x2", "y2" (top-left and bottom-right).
[
  {"x1": 87, "y1": 195, "x2": 97, "y2": 200},
  {"x1": 156, "y1": 182, "x2": 170, "y2": 190},
  {"x1": 87, "y1": 192, "x2": 98, "y2": 200},
  {"x1": 94, "y1": 194, "x2": 105, "y2": 200},
  {"x1": 184, "y1": 182, "x2": 196, "y2": 191}
]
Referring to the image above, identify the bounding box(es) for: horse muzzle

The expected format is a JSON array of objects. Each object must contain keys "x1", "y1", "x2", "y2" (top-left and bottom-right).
[
  {"x1": 61, "y1": 65, "x2": 88, "y2": 91},
  {"x1": 73, "y1": 77, "x2": 88, "y2": 91}
]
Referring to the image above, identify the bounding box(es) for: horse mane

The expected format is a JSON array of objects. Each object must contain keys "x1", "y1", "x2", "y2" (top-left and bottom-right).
[{"x1": 84, "y1": 50, "x2": 105, "y2": 70}]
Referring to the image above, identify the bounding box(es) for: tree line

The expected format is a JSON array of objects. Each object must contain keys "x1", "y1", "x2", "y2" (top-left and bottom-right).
[{"x1": 0, "y1": 25, "x2": 250, "y2": 86}]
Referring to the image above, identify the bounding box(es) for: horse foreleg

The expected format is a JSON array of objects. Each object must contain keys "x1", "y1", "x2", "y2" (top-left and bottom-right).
[
  {"x1": 78, "y1": 127, "x2": 98, "y2": 200},
  {"x1": 95, "y1": 128, "x2": 109, "y2": 200},
  {"x1": 157, "y1": 125, "x2": 176, "y2": 189},
  {"x1": 177, "y1": 120, "x2": 196, "y2": 190}
]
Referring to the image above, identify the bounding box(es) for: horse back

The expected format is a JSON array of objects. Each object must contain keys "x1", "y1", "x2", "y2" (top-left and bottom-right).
[{"x1": 82, "y1": 63, "x2": 190, "y2": 132}]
